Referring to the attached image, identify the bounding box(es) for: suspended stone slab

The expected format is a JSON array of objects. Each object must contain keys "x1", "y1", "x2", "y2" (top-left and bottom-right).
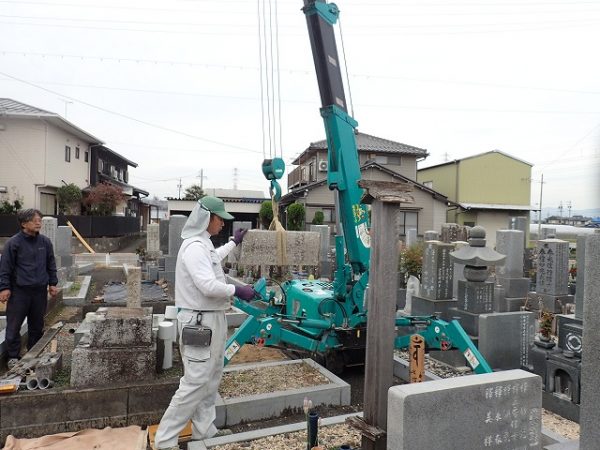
[{"x1": 239, "y1": 230, "x2": 321, "y2": 266}]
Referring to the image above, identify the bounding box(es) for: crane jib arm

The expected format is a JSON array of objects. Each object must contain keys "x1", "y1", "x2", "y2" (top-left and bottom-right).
[{"x1": 302, "y1": 0, "x2": 370, "y2": 274}]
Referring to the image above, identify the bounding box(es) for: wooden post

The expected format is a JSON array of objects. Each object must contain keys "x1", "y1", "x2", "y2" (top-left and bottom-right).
[
  {"x1": 409, "y1": 334, "x2": 425, "y2": 383},
  {"x1": 359, "y1": 180, "x2": 413, "y2": 450}
]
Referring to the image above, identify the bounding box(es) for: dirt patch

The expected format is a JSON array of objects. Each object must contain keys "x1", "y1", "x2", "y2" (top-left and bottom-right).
[{"x1": 227, "y1": 344, "x2": 288, "y2": 366}]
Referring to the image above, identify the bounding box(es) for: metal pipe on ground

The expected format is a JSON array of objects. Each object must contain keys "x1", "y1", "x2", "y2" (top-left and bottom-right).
[
  {"x1": 38, "y1": 378, "x2": 53, "y2": 389},
  {"x1": 26, "y1": 377, "x2": 39, "y2": 390}
]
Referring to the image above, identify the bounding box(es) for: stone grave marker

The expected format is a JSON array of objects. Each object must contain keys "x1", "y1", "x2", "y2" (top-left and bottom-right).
[
  {"x1": 168, "y1": 215, "x2": 187, "y2": 256},
  {"x1": 478, "y1": 311, "x2": 536, "y2": 370},
  {"x1": 541, "y1": 228, "x2": 557, "y2": 240},
  {"x1": 125, "y1": 265, "x2": 142, "y2": 308},
  {"x1": 529, "y1": 237, "x2": 572, "y2": 313},
  {"x1": 41, "y1": 216, "x2": 57, "y2": 248},
  {"x1": 387, "y1": 369, "x2": 542, "y2": 450},
  {"x1": 574, "y1": 234, "x2": 586, "y2": 320},
  {"x1": 580, "y1": 233, "x2": 600, "y2": 448},
  {"x1": 410, "y1": 241, "x2": 456, "y2": 319},
  {"x1": 424, "y1": 230, "x2": 439, "y2": 241},
  {"x1": 159, "y1": 219, "x2": 169, "y2": 254},
  {"x1": 146, "y1": 223, "x2": 160, "y2": 255},
  {"x1": 239, "y1": 230, "x2": 320, "y2": 266},
  {"x1": 495, "y1": 230, "x2": 529, "y2": 311}
]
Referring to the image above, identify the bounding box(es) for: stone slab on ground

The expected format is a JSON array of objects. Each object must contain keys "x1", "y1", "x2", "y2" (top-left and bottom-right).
[
  {"x1": 387, "y1": 369, "x2": 542, "y2": 450},
  {"x1": 410, "y1": 295, "x2": 457, "y2": 320},
  {"x1": 239, "y1": 230, "x2": 320, "y2": 266},
  {"x1": 219, "y1": 358, "x2": 350, "y2": 427},
  {"x1": 70, "y1": 344, "x2": 156, "y2": 388},
  {"x1": 478, "y1": 311, "x2": 536, "y2": 370},
  {"x1": 74, "y1": 253, "x2": 139, "y2": 266},
  {"x1": 62, "y1": 275, "x2": 92, "y2": 306}
]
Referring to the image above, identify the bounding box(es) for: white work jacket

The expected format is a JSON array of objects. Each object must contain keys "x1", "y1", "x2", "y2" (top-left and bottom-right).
[{"x1": 175, "y1": 231, "x2": 236, "y2": 311}]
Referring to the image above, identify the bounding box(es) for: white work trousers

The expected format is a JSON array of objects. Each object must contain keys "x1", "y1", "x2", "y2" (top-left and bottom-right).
[{"x1": 154, "y1": 310, "x2": 227, "y2": 449}]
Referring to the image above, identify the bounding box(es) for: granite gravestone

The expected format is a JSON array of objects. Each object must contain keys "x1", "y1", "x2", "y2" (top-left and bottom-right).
[
  {"x1": 580, "y1": 233, "x2": 600, "y2": 449},
  {"x1": 574, "y1": 234, "x2": 586, "y2": 320},
  {"x1": 424, "y1": 230, "x2": 439, "y2": 241},
  {"x1": 41, "y1": 217, "x2": 57, "y2": 249},
  {"x1": 146, "y1": 223, "x2": 160, "y2": 255},
  {"x1": 530, "y1": 237, "x2": 573, "y2": 313},
  {"x1": 495, "y1": 230, "x2": 529, "y2": 310},
  {"x1": 168, "y1": 215, "x2": 187, "y2": 257},
  {"x1": 410, "y1": 241, "x2": 456, "y2": 319},
  {"x1": 387, "y1": 370, "x2": 542, "y2": 450},
  {"x1": 159, "y1": 219, "x2": 169, "y2": 254},
  {"x1": 478, "y1": 311, "x2": 536, "y2": 370},
  {"x1": 441, "y1": 223, "x2": 469, "y2": 244}
]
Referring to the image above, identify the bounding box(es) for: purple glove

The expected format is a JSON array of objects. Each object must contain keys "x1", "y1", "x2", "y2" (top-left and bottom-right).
[
  {"x1": 233, "y1": 228, "x2": 248, "y2": 245},
  {"x1": 234, "y1": 285, "x2": 255, "y2": 301}
]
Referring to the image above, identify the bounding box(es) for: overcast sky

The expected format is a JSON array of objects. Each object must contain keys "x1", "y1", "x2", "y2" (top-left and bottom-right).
[{"x1": 1, "y1": 0, "x2": 599, "y2": 213}]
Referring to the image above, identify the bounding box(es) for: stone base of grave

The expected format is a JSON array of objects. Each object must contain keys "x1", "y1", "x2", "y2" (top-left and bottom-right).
[
  {"x1": 556, "y1": 315, "x2": 583, "y2": 357},
  {"x1": 542, "y1": 390, "x2": 580, "y2": 424},
  {"x1": 546, "y1": 352, "x2": 582, "y2": 404},
  {"x1": 447, "y1": 307, "x2": 480, "y2": 336},
  {"x1": 497, "y1": 276, "x2": 530, "y2": 298},
  {"x1": 410, "y1": 296, "x2": 457, "y2": 320},
  {"x1": 527, "y1": 292, "x2": 574, "y2": 313},
  {"x1": 70, "y1": 345, "x2": 156, "y2": 388}
]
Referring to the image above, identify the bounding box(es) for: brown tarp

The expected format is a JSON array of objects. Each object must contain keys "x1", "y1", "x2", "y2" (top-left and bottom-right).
[{"x1": 3, "y1": 425, "x2": 147, "y2": 450}]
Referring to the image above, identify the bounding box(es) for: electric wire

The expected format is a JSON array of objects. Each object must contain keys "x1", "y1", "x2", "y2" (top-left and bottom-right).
[{"x1": 0, "y1": 70, "x2": 262, "y2": 153}]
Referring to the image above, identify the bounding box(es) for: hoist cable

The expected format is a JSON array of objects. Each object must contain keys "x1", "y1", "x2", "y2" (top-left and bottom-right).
[
  {"x1": 274, "y1": 0, "x2": 283, "y2": 158},
  {"x1": 261, "y1": 0, "x2": 273, "y2": 158},
  {"x1": 338, "y1": 15, "x2": 355, "y2": 119},
  {"x1": 257, "y1": 0, "x2": 266, "y2": 159}
]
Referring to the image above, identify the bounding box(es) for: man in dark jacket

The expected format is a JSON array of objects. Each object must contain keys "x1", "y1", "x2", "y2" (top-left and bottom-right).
[{"x1": 0, "y1": 209, "x2": 58, "y2": 369}]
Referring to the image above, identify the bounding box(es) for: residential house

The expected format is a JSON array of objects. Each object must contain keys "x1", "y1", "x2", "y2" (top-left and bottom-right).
[
  {"x1": 0, "y1": 98, "x2": 147, "y2": 216},
  {"x1": 417, "y1": 150, "x2": 533, "y2": 247},
  {"x1": 281, "y1": 132, "x2": 454, "y2": 237}
]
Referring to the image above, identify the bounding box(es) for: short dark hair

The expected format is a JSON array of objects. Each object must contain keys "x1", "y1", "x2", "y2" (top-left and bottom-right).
[{"x1": 18, "y1": 209, "x2": 43, "y2": 227}]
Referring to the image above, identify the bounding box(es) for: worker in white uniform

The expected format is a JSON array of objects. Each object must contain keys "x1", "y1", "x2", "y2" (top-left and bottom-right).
[{"x1": 154, "y1": 196, "x2": 255, "y2": 450}]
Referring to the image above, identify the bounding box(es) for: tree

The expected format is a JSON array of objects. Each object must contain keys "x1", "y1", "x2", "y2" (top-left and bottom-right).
[
  {"x1": 286, "y1": 202, "x2": 305, "y2": 231},
  {"x1": 0, "y1": 199, "x2": 22, "y2": 214},
  {"x1": 184, "y1": 184, "x2": 205, "y2": 201},
  {"x1": 311, "y1": 210, "x2": 324, "y2": 225},
  {"x1": 259, "y1": 201, "x2": 273, "y2": 228},
  {"x1": 56, "y1": 183, "x2": 82, "y2": 214},
  {"x1": 85, "y1": 183, "x2": 126, "y2": 216}
]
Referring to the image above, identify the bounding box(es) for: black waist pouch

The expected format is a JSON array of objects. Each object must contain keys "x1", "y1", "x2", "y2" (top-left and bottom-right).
[{"x1": 181, "y1": 325, "x2": 212, "y2": 348}]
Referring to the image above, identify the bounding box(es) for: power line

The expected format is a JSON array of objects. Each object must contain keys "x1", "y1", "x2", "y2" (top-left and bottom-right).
[{"x1": 0, "y1": 70, "x2": 263, "y2": 154}]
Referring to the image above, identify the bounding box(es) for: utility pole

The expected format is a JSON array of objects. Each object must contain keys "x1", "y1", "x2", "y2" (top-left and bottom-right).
[
  {"x1": 558, "y1": 201, "x2": 564, "y2": 220},
  {"x1": 233, "y1": 168, "x2": 238, "y2": 191},
  {"x1": 177, "y1": 178, "x2": 182, "y2": 199},
  {"x1": 197, "y1": 169, "x2": 207, "y2": 190},
  {"x1": 567, "y1": 201, "x2": 572, "y2": 226}
]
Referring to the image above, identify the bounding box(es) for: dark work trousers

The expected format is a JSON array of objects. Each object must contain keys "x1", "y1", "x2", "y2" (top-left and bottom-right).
[{"x1": 5, "y1": 285, "x2": 48, "y2": 359}]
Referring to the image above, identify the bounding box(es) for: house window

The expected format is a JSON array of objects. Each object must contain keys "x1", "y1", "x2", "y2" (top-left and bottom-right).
[
  {"x1": 322, "y1": 208, "x2": 334, "y2": 223},
  {"x1": 397, "y1": 210, "x2": 418, "y2": 236},
  {"x1": 40, "y1": 193, "x2": 56, "y2": 215},
  {"x1": 309, "y1": 162, "x2": 315, "y2": 182},
  {"x1": 65, "y1": 146, "x2": 71, "y2": 162},
  {"x1": 423, "y1": 181, "x2": 433, "y2": 188},
  {"x1": 75, "y1": 147, "x2": 80, "y2": 159},
  {"x1": 118, "y1": 169, "x2": 123, "y2": 181},
  {"x1": 375, "y1": 155, "x2": 401, "y2": 165},
  {"x1": 124, "y1": 171, "x2": 129, "y2": 183},
  {"x1": 84, "y1": 151, "x2": 89, "y2": 162}
]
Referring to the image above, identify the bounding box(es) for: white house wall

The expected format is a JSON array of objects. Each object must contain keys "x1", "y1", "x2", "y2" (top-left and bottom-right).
[
  {"x1": 0, "y1": 118, "x2": 47, "y2": 207},
  {"x1": 474, "y1": 211, "x2": 510, "y2": 248},
  {"x1": 44, "y1": 121, "x2": 90, "y2": 190}
]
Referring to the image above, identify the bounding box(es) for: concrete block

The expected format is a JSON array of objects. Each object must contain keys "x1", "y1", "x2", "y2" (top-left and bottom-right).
[
  {"x1": 527, "y1": 293, "x2": 573, "y2": 313},
  {"x1": 387, "y1": 370, "x2": 542, "y2": 450},
  {"x1": 70, "y1": 344, "x2": 156, "y2": 388},
  {"x1": 239, "y1": 230, "x2": 320, "y2": 266},
  {"x1": 88, "y1": 307, "x2": 153, "y2": 348},
  {"x1": 163, "y1": 255, "x2": 177, "y2": 272}
]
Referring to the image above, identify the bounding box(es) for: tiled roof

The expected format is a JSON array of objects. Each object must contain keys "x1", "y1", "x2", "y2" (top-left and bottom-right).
[
  {"x1": 0, "y1": 98, "x2": 55, "y2": 116},
  {"x1": 308, "y1": 132, "x2": 428, "y2": 156}
]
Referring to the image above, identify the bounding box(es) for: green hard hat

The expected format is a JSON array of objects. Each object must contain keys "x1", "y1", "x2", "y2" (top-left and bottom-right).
[{"x1": 199, "y1": 196, "x2": 234, "y2": 220}]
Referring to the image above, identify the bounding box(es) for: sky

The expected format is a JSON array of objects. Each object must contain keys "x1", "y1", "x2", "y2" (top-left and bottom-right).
[{"x1": 1, "y1": 0, "x2": 599, "y2": 214}]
